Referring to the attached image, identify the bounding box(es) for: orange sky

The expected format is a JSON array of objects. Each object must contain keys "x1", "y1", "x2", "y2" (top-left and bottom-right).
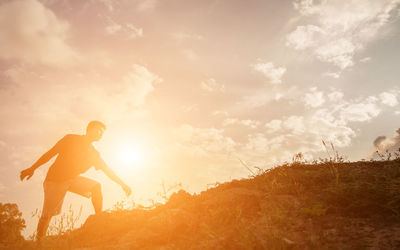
[{"x1": 0, "y1": 0, "x2": 400, "y2": 238}]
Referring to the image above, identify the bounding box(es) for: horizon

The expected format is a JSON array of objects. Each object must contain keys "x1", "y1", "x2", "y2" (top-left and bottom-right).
[{"x1": 0, "y1": 0, "x2": 399, "y2": 238}]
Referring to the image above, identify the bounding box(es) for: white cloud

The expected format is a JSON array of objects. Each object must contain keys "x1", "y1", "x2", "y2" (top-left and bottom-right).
[
  {"x1": 105, "y1": 18, "x2": 143, "y2": 39},
  {"x1": 105, "y1": 24, "x2": 122, "y2": 34},
  {"x1": 200, "y1": 78, "x2": 225, "y2": 92},
  {"x1": 240, "y1": 120, "x2": 260, "y2": 129},
  {"x1": 173, "y1": 124, "x2": 236, "y2": 156},
  {"x1": 314, "y1": 38, "x2": 356, "y2": 69},
  {"x1": 360, "y1": 57, "x2": 372, "y2": 63},
  {"x1": 98, "y1": 0, "x2": 115, "y2": 12},
  {"x1": 265, "y1": 120, "x2": 282, "y2": 133},
  {"x1": 0, "y1": 0, "x2": 79, "y2": 65},
  {"x1": 222, "y1": 118, "x2": 238, "y2": 126},
  {"x1": 182, "y1": 49, "x2": 199, "y2": 61},
  {"x1": 212, "y1": 110, "x2": 229, "y2": 116},
  {"x1": 340, "y1": 98, "x2": 381, "y2": 122},
  {"x1": 283, "y1": 116, "x2": 306, "y2": 135},
  {"x1": 244, "y1": 133, "x2": 285, "y2": 154},
  {"x1": 304, "y1": 87, "x2": 326, "y2": 108},
  {"x1": 223, "y1": 118, "x2": 260, "y2": 129},
  {"x1": 252, "y1": 61, "x2": 286, "y2": 84},
  {"x1": 121, "y1": 64, "x2": 162, "y2": 106},
  {"x1": 328, "y1": 90, "x2": 344, "y2": 102},
  {"x1": 380, "y1": 91, "x2": 399, "y2": 106},
  {"x1": 137, "y1": 0, "x2": 158, "y2": 11},
  {"x1": 240, "y1": 92, "x2": 274, "y2": 108},
  {"x1": 238, "y1": 85, "x2": 300, "y2": 108},
  {"x1": 238, "y1": 87, "x2": 400, "y2": 165},
  {"x1": 172, "y1": 32, "x2": 204, "y2": 43},
  {"x1": 323, "y1": 72, "x2": 340, "y2": 79},
  {"x1": 125, "y1": 24, "x2": 144, "y2": 38},
  {"x1": 286, "y1": 25, "x2": 325, "y2": 50},
  {"x1": 287, "y1": 0, "x2": 400, "y2": 69}
]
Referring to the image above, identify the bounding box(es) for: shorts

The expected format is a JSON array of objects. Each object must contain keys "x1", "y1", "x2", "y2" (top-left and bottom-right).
[{"x1": 41, "y1": 176, "x2": 100, "y2": 218}]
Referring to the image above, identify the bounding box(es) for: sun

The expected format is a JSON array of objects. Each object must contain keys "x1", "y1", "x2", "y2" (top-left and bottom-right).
[{"x1": 116, "y1": 144, "x2": 141, "y2": 166}]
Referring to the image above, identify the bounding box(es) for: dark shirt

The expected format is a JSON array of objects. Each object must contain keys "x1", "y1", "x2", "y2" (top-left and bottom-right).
[{"x1": 45, "y1": 134, "x2": 105, "y2": 182}]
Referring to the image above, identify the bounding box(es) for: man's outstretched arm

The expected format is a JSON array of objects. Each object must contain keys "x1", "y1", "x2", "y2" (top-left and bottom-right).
[
  {"x1": 20, "y1": 143, "x2": 60, "y2": 181},
  {"x1": 99, "y1": 162, "x2": 132, "y2": 196}
]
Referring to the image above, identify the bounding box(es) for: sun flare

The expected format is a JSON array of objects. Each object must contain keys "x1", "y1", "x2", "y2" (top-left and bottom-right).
[{"x1": 116, "y1": 144, "x2": 141, "y2": 166}]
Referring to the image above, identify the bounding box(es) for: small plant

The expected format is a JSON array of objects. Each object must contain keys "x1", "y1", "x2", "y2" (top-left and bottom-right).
[
  {"x1": 157, "y1": 180, "x2": 182, "y2": 202},
  {"x1": 292, "y1": 152, "x2": 305, "y2": 164},
  {"x1": 30, "y1": 205, "x2": 83, "y2": 238},
  {"x1": 48, "y1": 204, "x2": 83, "y2": 236},
  {"x1": 322, "y1": 140, "x2": 340, "y2": 185},
  {"x1": 375, "y1": 148, "x2": 400, "y2": 161},
  {"x1": 110, "y1": 199, "x2": 136, "y2": 211}
]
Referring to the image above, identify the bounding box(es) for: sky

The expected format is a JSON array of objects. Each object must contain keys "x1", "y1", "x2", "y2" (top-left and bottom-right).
[{"x1": 0, "y1": 0, "x2": 399, "y2": 238}]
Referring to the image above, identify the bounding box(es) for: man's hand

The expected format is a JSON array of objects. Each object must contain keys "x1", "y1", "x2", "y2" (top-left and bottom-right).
[
  {"x1": 121, "y1": 183, "x2": 132, "y2": 197},
  {"x1": 20, "y1": 167, "x2": 35, "y2": 181}
]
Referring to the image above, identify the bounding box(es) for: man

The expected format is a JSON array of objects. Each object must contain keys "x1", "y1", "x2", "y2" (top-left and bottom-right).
[{"x1": 20, "y1": 121, "x2": 132, "y2": 241}]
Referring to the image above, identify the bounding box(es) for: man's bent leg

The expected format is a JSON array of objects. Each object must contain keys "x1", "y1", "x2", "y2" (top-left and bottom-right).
[
  {"x1": 39, "y1": 180, "x2": 68, "y2": 242},
  {"x1": 91, "y1": 183, "x2": 103, "y2": 214},
  {"x1": 36, "y1": 215, "x2": 52, "y2": 241},
  {"x1": 68, "y1": 176, "x2": 103, "y2": 214}
]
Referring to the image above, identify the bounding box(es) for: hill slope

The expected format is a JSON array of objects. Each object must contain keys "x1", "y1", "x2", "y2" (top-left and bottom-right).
[{"x1": 26, "y1": 160, "x2": 400, "y2": 249}]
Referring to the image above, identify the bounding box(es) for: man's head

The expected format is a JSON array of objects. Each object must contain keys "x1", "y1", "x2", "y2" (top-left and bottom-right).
[{"x1": 86, "y1": 120, "x2": 106, "y2": 142}]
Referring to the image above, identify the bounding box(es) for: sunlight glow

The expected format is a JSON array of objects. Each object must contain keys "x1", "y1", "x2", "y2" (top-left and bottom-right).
[{"x1": 116, "y1": 144, "x2": 141, "y2": 166}]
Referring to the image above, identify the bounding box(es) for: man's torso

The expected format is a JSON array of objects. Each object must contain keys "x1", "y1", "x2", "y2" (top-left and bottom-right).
[{"x1": 45, "y1": 134, "x2": 101, "y2": 182}]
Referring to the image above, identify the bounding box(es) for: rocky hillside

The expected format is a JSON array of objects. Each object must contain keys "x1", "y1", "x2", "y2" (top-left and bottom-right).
[{"x1": 19, "y1": 160, "x2": 400, "y2": 249}]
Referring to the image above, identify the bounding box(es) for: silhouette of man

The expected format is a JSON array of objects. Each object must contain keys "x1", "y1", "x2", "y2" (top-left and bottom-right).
[{"x1": 20, "y1": 121, "x2": 132, "y2": 241}]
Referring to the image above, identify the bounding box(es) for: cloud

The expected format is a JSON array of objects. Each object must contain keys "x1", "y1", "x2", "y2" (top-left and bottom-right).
[
  {"x1": 264, "y1": 120, "x2": 282, "y2": 133},
  {"x1": 0, "y1": 63, "x2": 161, "y2": 134},
  {"x1": 182, "y1": 49, "x2": 199, "y2": 61},
  {"x1": 223, "y1": 118, "x2": 260, "y2": 129},
  {"x1": 137, "y1": 0, "x2": 158, "y2": 11},
  {"x1": 105, "y1": 17, "x2": 143, "y2": 39},
  {"x1": 0, "y1": 0, "x2": 79, "y2": 66},
  {"x1": 120, "y1": 64, "x2": 162, "y2": 106},
  {"x1": 282, "y1": 115, "x2": 306, "y2": 135},
  {"x1": 99, "y1": 0, "x2": 115, "y2": 12},
  {"x1": 200, "y1": 78, "x2": 225, "y2": 92},
  {"x1": 372, "y1": 128, "x2": 400, "y2": 156},
  {"x1": 212, "y1": 110, "x2": 229, "y2": 117},
  {"x1": 360, "y1": 57, "x2": 372, "y2": 63},
  {"x1": 238, "y1": 87, "x2": 400, "y2": 165},
  {"x1": 172, "y1": 32, "x2": 204, "y2": 43},
  {"x1": 323, "y1": 72, "x2": 340, "y2": 79},
  {"x1": 287, "y1": 0, "x2": 400, "y2": 70},
  {"x1": 286, "y1": 25, "x2": 325, "y2": 50},
  {"x1": 315, "y1": 38, "x2": 356, "y2": 69},
  {"x1": 373, "y1": 136, "x2": 387, "y2": 148},
  {"x1": 238, "y1": 85, "x2": 300, "y2": 108},
  {"x1": 340, "y1": 97, "x2": 381, "y2": 122},
  {"x1": 379, "y1": 91, "x2": 399, "y2": 107},
  {"x1": 105, "y1": 24, "x2": 122, "y2": 34},
  {"x1": 173, "y1": 124, "x2": 236, "y2": 156},
  {"x1": 304, "y1": 87, "x2": 326, "y2": 108},
  {"x1": 252, "y1": 61, "x2": 286, "y2": 84}
]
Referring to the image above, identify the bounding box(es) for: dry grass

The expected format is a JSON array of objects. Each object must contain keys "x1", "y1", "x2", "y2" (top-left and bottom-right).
[{"x1": 18, "y1": 149, "x2": 400, "y2": 249}]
